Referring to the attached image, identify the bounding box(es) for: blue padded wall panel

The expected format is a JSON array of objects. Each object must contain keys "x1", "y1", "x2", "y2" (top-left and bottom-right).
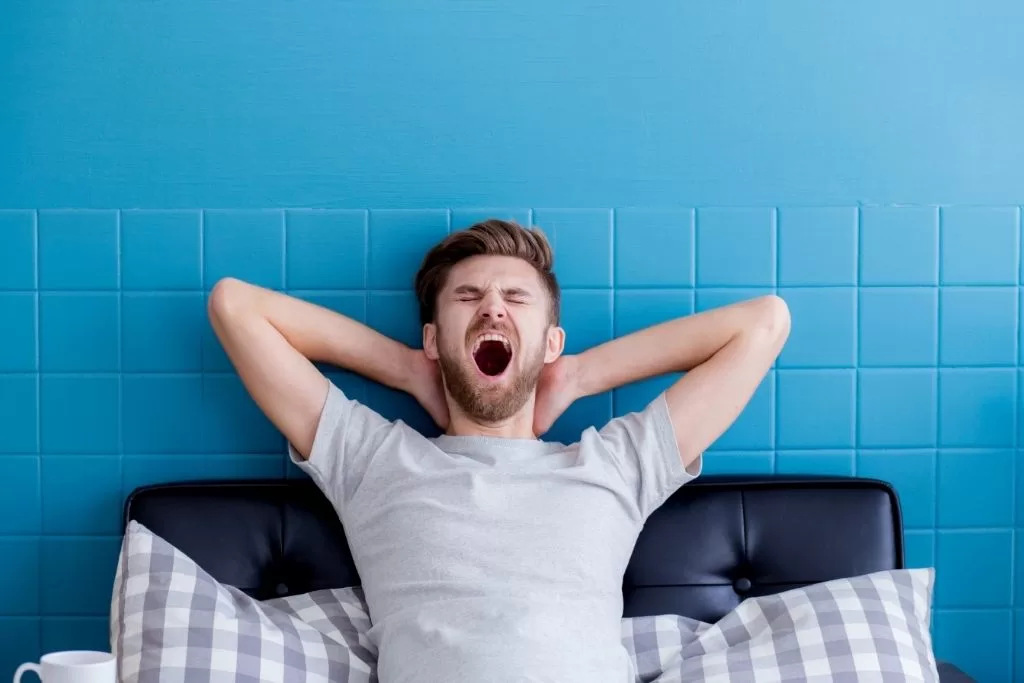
[
  {"x1": 534, "y1": 209, "x2": 613, "y2": 289},
  {"x1": 121, "y1": 293, "x2": 205, "y2": 373},
  {"x1": 40, "y1": 538, "x2": 122, "y2": 617},
  {"x1": 367, "y1": 291, "x2": 421, "y2": 348},
  {"x1": 41, "y1": 619, "x2": 110, "y2": 659},
  {"x1": 857, "y1": 370, "x2": 936, "y2": 448},
  {"x1": 120, "y1": 456, "x2": 285, "y2": 498},
  {"x1": 37, "y1": 211, "x2": 119, "y2": 291},
  {"x1": 701, "y1": 452, "x2": 774, "y2": 476},
  {"x1": 5, "y1": 4, "x2": 1024, "y2": 674},
  {"x1": 936, "y1": 450, "x2": 1015, "y2": 528},
  {"x1": 777, "y1": 207, "x2": 857, "y2": 287},
  {"x1": 285, "y1": 210, "x2": 367, "y2": 291},
  {"x1": 39, "y1": 376, "x2": 119, "y2": 454},
  {"x1": 859, "y1": 207, "x2": 938, "y2": 286},
  {"x1": 939, "y1": 287, "x2": 1017, "y2": 366},
  {"x1": 559, "y1": 290, "x2": 613, "y2": 355},
  {"x1": 1018, "y1": 536, "x2": 1024, "y2": 606},
  {"x1": 0, "y1": 457, "x2": 40, "y2": 535},
  {"x1": 0, "y1": 539, "x2": 40, "y2": 615},
  {"x1": 859, "y1": 288, "x2": 938, "y2": 367},
  {"x1": 933, "y1": 610, "x2": 1013, "y2": 683},
  {"x1": 615, "y1": 209, "x2": 694, "y2": 288},
  {"x1": 775, "y1": 451, "x2": 854, "y2": 476},
  {"x1": 857, "y1": 450, "x2": 936, "y2": 530},
  {"x1": 2, "y1": 203, "x2": 1023, "y2": 679},
  {"x1": 0, "y1": 619, "x2": 39, "y2": 683},
  {"x1": 41, "y1": 457, "x2": 122, "y2": 535},
  {"x1": 5, "y1": 3, "x2": 1024, "y2": 214},
  {"x1": 203, "y1": 211, "x2": 284, "y2": 291},
  {"x1": 0, "y1": 212, "x2": 36, "y2": 290},
  {"x1": 613, "y1": 291, "x2": 694, "y2": 337},
  {"x1": 938, "y1": 369, "x2": 1016, "y2": 448},
  {"x1": 0, "y1": 375, "x2": 37, "y2": 454},
  {"x1": 201, "y1": 375, "x2": 284, "y2": 454},
  {"x1": 903, "y1": 530, "x2": 935, "y2": 569},
  {"x1": 122, "y1": 376, "x2": 204, "y2": 454},
  {"x1": 776, "y1": 370, "x2": 855, "y2": 449},
  {"x1": 934, "y1": 530, "x2": 1013, "y2": 609},
  {"x1": 368, "y1": 210, "x2": 449, "y2": 290},
  {"x1": 450, "y1": 209, "x2": 532, "y2": 233},
  {"x1": 940, "y1": 207, "x2": 1019, "y2": 286},
  {"x1": 1018, "y1": 611, "x2": 1024, "y2": 683},
  {"x1": 39, "y1": 294, "x2": 119, "y2": 373},
  {"x1": 120, "y1": 211, "x2": 202, "y2": 291},
  {"x1": 776, "y1": 288, "x2": 856, "y2": 368},
  {"x1": 696, "y1": 208, "x2": 775, "y2": 287},
  {"x1": 0, "y1": 294, "x2": 36, "y2": 372}
]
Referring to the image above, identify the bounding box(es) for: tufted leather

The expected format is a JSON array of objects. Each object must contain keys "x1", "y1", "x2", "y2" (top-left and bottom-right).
[
  {"x1": 123, "y1": 474, "x2": 973, "y2": 681},
  {"x1": 125, "y1": 479, "x2": 358, "y2": 600}
]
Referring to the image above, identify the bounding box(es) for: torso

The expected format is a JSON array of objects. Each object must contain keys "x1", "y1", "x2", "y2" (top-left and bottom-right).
[{"x1": 343, "y1": 424, "x2": 644, "y2": 683}]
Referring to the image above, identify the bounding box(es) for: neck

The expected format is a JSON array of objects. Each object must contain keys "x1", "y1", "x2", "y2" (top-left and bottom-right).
[{"x1": 444, "y1": 397, "x2": 538, "y2": 439}]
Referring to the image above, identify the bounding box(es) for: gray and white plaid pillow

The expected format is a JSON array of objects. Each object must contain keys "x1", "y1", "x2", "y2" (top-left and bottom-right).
[
  {"x1": 621, "y1": 568, "x2": 938, "y2": 682},
  {"x1": 110, "y1": 521, "x2": 377, "y2": 683},
  {"x1": 112, "y1": 521, "x2": 936, "y2": 682}
]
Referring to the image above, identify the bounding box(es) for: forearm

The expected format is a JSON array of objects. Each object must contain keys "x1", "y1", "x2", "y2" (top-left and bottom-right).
[
  {"x1": 576, "y1": 295, "x2": 786, "y2": 397},
  {"x1": 209, "y1": 278, "x2": 415, "y2": 393}
]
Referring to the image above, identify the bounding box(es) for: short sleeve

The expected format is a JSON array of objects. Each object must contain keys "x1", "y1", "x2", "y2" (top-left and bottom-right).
[
  {"x1": 590, "y1": 392, "x2": 702, "y2": 519},
  {"x1": 288, "y1": 381, "x2": 395, "y2": 513}
]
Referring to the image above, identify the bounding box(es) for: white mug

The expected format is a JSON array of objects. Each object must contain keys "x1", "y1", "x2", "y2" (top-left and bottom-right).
[{"x1": 13, "y1": 651, "x2": 115, "y2": 683}]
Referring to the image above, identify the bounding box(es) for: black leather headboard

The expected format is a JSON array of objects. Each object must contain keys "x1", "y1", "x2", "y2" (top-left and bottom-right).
[
  {"x1": 123, "y1": 474, "x2": 903, "y2": 624},
  {"x1": 123, "y1": 474, "x2": 977, "y2": 680}
]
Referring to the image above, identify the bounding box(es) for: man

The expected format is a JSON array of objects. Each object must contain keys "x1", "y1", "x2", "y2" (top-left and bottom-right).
[{"x1": 208, "y1": 219, "x2": 790, "y2": 683}]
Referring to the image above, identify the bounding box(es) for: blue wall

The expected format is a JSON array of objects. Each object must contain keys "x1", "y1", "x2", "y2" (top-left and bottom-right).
[{"x1": 2, "y1": 2, "x2": 1023, "y2": 680}]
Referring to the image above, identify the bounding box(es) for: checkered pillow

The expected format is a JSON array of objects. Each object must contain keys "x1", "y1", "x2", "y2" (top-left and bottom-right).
[
  {"x1": 112, "y1": 522, "x2": 936, "y2": 682},
  {"x1": 621, "y1": 568, "x2": 939, "y2": 682},
  {"x1": 110, "y1": 521, "x2": 377, "y2": 683}
]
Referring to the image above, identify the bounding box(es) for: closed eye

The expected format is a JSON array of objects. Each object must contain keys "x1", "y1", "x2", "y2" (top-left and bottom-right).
[
  {"x1": 504, "y1": 288, "x2": 532, "y2": 304},
  {"x1": 452, "y1": 285, "x2": 532, "y2": 304},
  {"x1": 453, "y1": 286, "x2": 483, "y2": 302}
]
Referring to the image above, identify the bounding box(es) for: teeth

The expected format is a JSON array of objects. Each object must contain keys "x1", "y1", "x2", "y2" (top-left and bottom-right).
[{"x1": 472, "y1": 333, "x2": 512, "y2": 354}]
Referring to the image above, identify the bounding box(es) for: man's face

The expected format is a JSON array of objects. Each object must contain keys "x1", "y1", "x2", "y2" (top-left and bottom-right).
[{"x1": 424, "y1": 255, "x2": 563, "y2": 424}]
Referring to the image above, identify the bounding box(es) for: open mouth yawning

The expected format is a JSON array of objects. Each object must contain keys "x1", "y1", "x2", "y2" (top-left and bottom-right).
[{"x1": 472, "y1": 333, "x2": 513, "y2": 377}]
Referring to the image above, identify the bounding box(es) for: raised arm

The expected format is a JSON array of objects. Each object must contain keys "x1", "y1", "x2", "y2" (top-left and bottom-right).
[
  {"x1": 207, "y1": 277, "x2": 445, "y2": 459},
  {"x1": 540, "y1": 295, "x2": 789, "y2": 467}
]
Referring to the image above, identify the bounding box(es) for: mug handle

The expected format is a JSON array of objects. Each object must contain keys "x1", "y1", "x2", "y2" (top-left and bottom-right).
[{"x1": 12, "y1": 662, "x2": 40, "y2": 682}]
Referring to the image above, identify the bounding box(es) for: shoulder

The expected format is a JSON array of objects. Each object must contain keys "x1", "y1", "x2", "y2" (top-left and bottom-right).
[
  {"x1": 581, "y1": 393, "x2": 696, "y2": 481},
  {"x1": 592, "y1": 392, "x2": 678, "y2": 453}
]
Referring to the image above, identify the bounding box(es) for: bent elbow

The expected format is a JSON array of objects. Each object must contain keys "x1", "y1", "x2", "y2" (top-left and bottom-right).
[
  {"x1": 754, "y1": 294, "x2": 791, "y2": 343},
  {"x1": 208, "y1": 277, "x2": 253, "y2": 323}
]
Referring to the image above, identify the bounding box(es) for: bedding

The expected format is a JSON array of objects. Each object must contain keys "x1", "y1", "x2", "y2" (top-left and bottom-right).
[
  {"x1": 112, "y1": 521, "x2": 938, "y2": 682},
  {"x1": 111, "y1": 521, "x2": 376, "y2": 683},
  {"x1": 621, "y1": 568, "x2": 938, "y2": 682}
]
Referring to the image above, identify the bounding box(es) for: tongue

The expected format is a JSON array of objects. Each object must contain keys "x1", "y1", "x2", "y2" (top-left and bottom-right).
[{"x1": 474, "y1": 340, "x2": 511, "y2": 376}]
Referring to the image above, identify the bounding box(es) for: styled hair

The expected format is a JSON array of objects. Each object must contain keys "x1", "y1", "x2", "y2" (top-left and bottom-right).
[{"x1": 414, "y1": 219, "x2": 560, "y2": 326}]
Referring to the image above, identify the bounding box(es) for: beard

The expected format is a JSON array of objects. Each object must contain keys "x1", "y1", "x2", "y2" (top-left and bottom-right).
[{"x1": 436, "y1": 327, "x2": 546, "y2": 424}]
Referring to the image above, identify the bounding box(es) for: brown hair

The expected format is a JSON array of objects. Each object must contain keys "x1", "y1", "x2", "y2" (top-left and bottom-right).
[{"x1": 414, "y1": 219, "x2": 560, "y2": 326}]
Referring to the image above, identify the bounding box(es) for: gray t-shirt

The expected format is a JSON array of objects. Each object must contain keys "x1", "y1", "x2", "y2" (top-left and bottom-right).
[{"x1": 290, "y1": 382, "x2": 700, "y2": 683}]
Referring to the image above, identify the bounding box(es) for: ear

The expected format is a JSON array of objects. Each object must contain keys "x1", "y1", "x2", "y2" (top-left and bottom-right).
[
  {"x1": 544, "y1": 325, "x2": 566, "y2": 363},
  {"x1": 423, "y1": 323, "x2": 439, "y2": 361}
]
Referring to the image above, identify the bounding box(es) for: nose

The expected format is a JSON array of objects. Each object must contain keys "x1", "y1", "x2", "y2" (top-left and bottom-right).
[{"x1": 480, "y1": 291, "x2": 506, "y2": 320}]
